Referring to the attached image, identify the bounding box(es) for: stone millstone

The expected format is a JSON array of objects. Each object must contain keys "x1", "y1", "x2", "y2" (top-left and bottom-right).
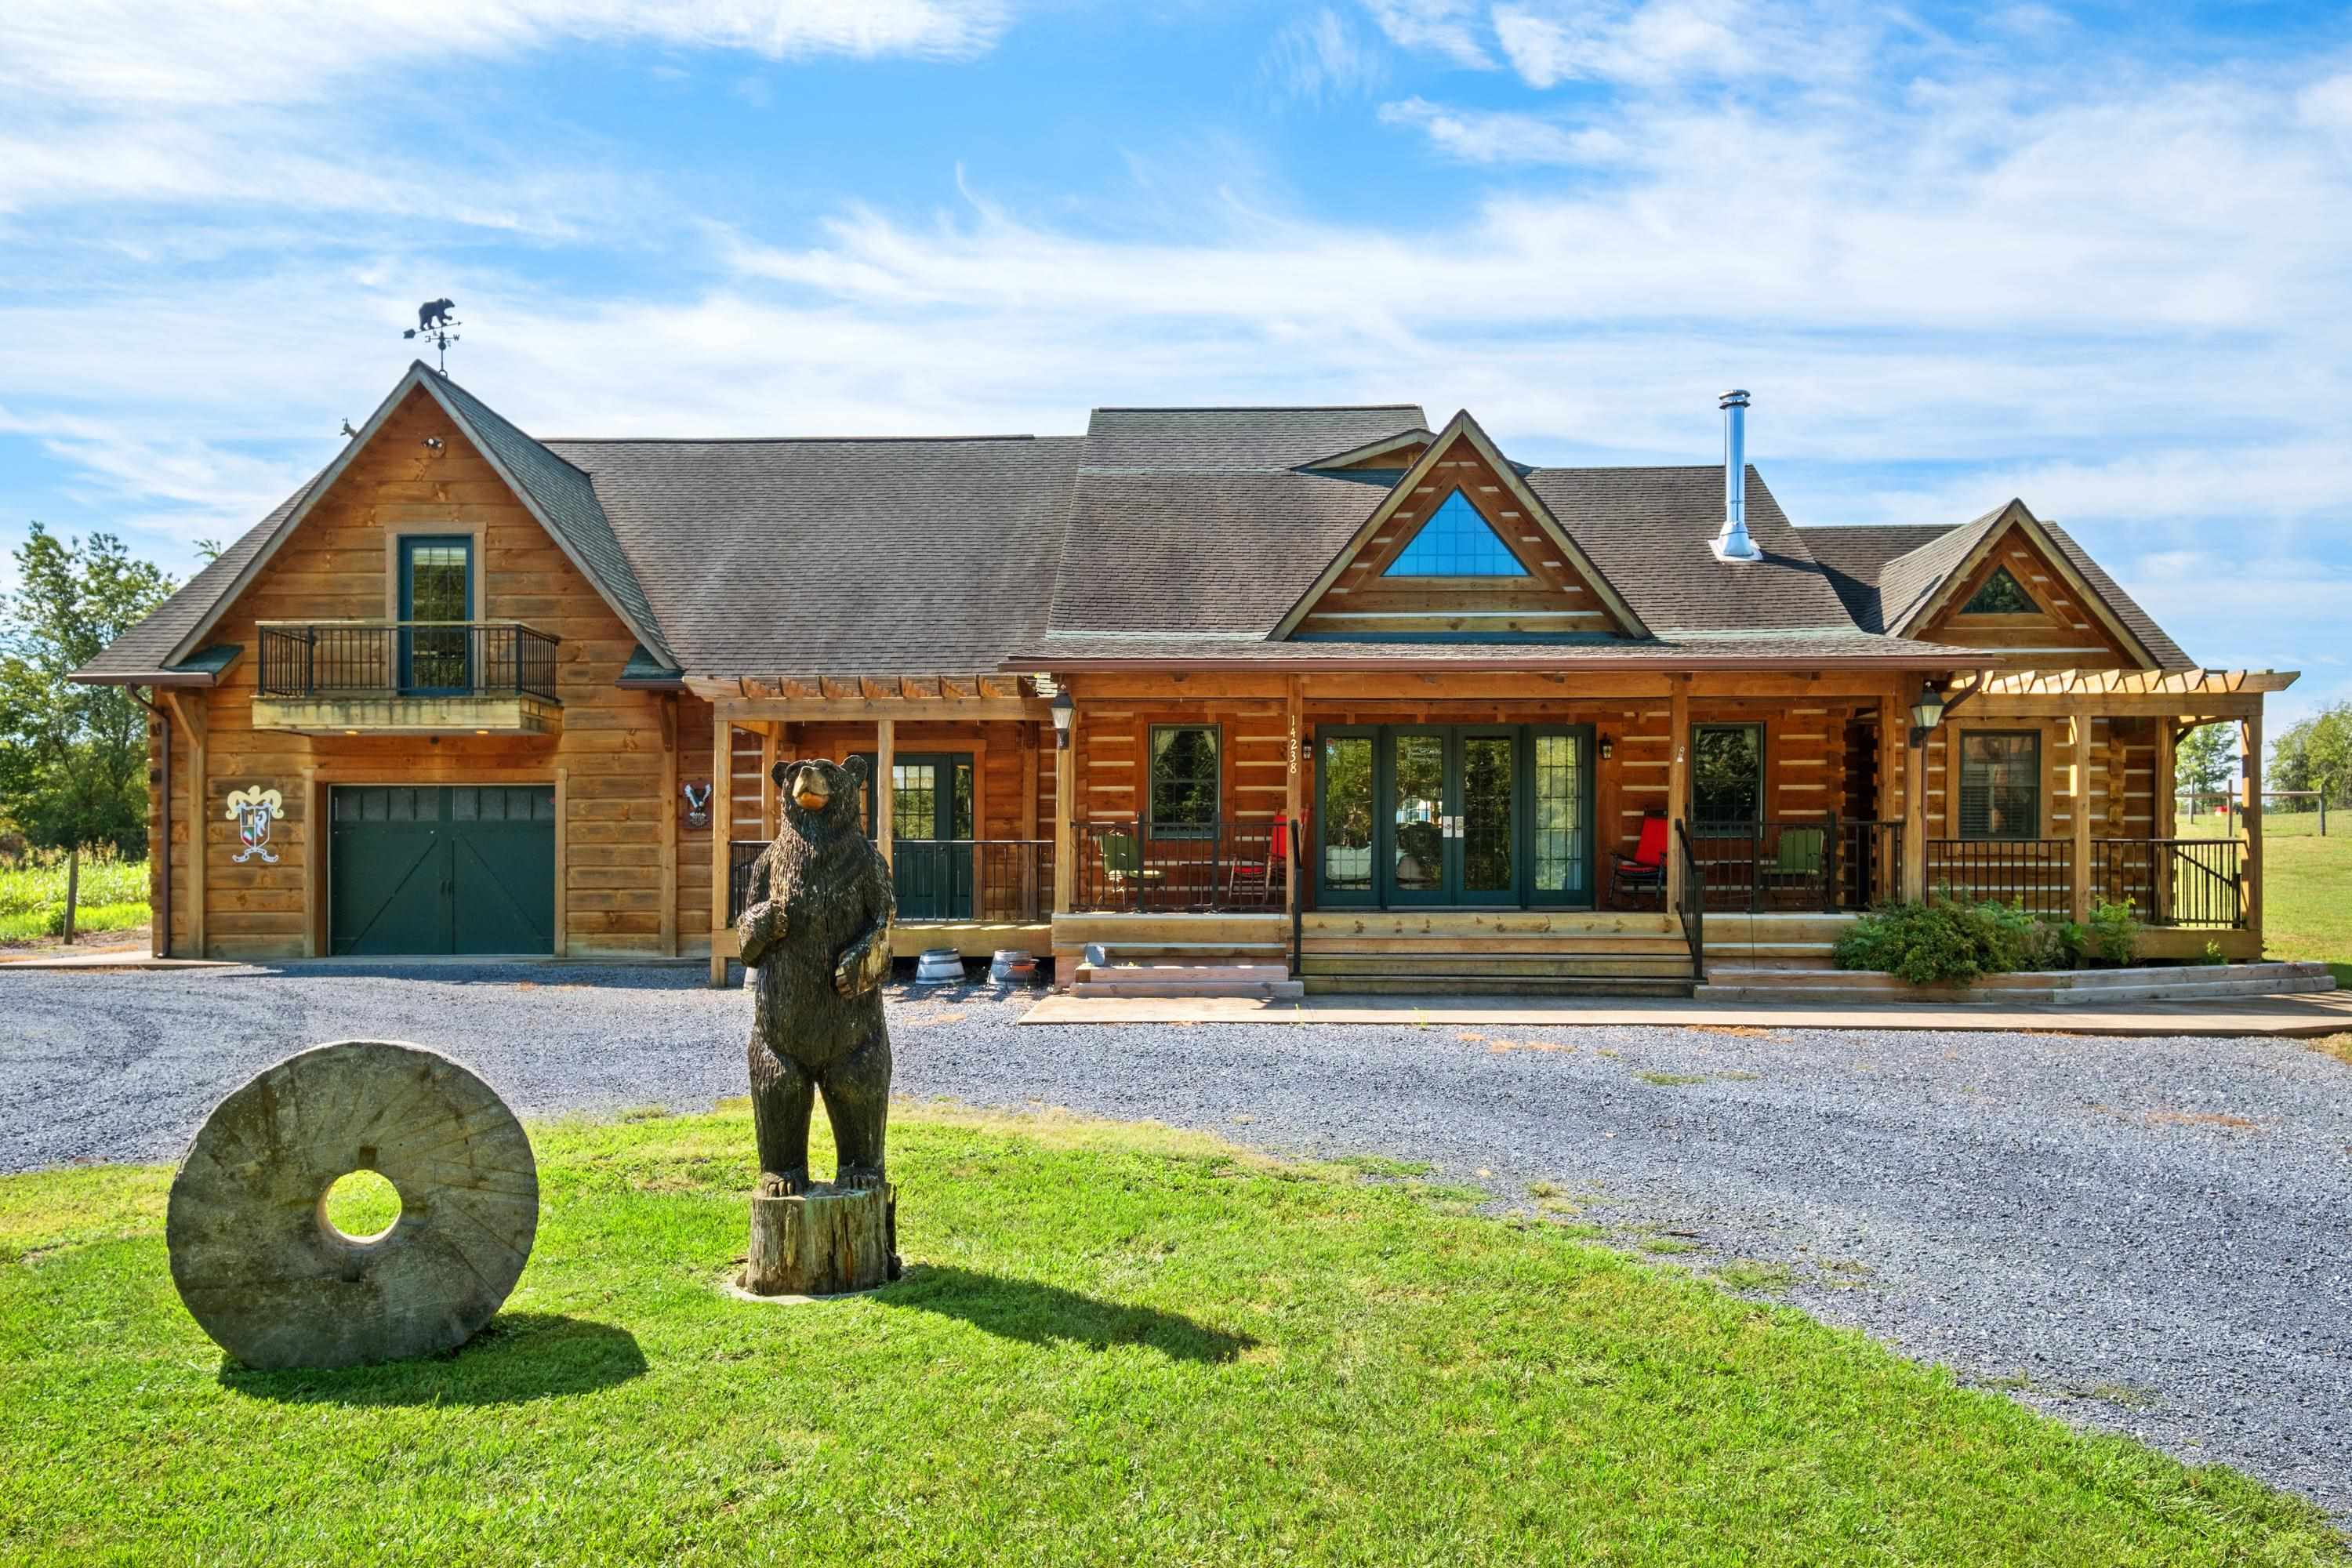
[
  {"x1": 742, "y1": 1183, "x2": 899, "y2": 1297},
  {"x1": 166, "y1": 1040, "x2": 539, "y2": 1370}
]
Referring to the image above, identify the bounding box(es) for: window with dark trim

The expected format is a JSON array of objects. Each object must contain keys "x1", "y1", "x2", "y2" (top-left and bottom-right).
[
  {"x1": 1961, "y1": 564, "x2": 2037, "y2": 615},
  {"x1": 1958, "y1": 731, "x2": 2041, "y2": 839},
  {"x1": 1690, "y1": 723, "x2": 1764, "y2": 833},
  {"x1": 1149, "y1": 724, "x2": 1220, "y2": 837}
]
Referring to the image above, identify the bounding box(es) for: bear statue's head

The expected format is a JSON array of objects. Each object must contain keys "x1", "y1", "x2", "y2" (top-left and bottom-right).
[{"x1": 773, "y1": 756, "x2": 869, "y2": 837}]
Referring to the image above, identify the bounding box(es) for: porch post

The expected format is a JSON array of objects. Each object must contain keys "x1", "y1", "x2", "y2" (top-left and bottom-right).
[
  {"x1": 1052, "y1": 695, "x2": 1076, "y2": 915},
  {"x1": 1020, "y1": 727, "x2": 1040, "y2": 921},
  {"x1": 1875, "y1": 683, "x2": 1901, "y2": 902},
  {"x1": 1664, "y1": 675, "x2": 1690, "y2": 909},
  {"x1": 1285, "y1": 676, "x2": 1304, "y2": 920},
  {"x1": 760, "y1": 725, "x2": 779, "y2": 838},
  {"x1": 2241, "y1": 706, "x2": 2263, "y2": 944},
  {"x1": 2151, "y1": 718, "x2": 2176, "y2": 924},
  {"x1": 1902, "y1": 710, "x2": 1928, "y2": 903},
  {"x1": 875, "y1": 717, "x2": 895, "y2": 868},
  {"x1": 2070, "y1": 701, "x2": 2094, "y2": 924},
  {"x1": 709, "y1": 706, "x2": 733, "y2": 986}
]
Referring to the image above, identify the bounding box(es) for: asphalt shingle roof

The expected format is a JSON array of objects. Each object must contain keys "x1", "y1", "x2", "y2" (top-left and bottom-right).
[
  {"x1": 548, "y1": 435, "x2": 1083, "y2": 677},
  {"x1": 76, "y1": 379, "x2": 2198, "y2": 684},
  {"x1": 1083, "y1": 406, "x2": 1429, "y2": 472}
]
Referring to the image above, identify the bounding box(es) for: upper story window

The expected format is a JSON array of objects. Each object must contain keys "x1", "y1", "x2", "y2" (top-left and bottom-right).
[
  {"x1": 1961, "y1": 564, "x2": 2036, "y2": 615},
  {"x1": 1150, "y1": 725, "x2": 1220, "y2": 837},
  {"x1": 1958, "y1": 731, "x2": 2041, "y2": 839},
  {"x1": 1384, "y1": 490, "x2": 1530, "y2": 577}
]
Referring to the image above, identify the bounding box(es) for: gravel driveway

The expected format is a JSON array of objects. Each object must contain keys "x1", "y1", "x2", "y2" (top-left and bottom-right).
[{"x1": 5, "y1": 960, "x2": 2347, "y2": 1520}]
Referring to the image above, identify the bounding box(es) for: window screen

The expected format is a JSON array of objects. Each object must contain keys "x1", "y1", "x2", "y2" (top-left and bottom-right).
[
  {"x1": 1150, "y1": 726, "x2": 1219, "y2": 836},
  {"x1": 1384, "y1": 490, "x2": 1530, "y2": 577},
  {"x1": 1959, "y1": 731, "x2": 2041, "y2": 839}
]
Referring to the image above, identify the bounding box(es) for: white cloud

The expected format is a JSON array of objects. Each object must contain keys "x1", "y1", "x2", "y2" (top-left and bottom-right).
[
  {"x1": 2298, "y1": 71, "x2": 2352, "y2": 132},
  {"x1": 1493, "y1": 1, "x2": 1759, "y2": 90},
  {"x1": 2, "y1": 0, "x2": 1011, "y2": 111},
  {"x1": 1377, "y1": 97, "x2": 1624, "y2": 163},
  {"x1": 1361, "y1": 0, "x2": 1495, "y2": 70},
  {"x1": 1265, "y1": 9, "x2": 1387, "y2": 104}
]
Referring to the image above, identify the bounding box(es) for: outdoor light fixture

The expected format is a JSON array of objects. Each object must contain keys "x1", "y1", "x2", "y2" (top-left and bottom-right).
[
  {"x1": 1599, "y1": 734, "x2": 1615, "y2": 760},
  {"x1": 1906, "y1": 677, "x2": 1985, "y2": 748},
  {"x1": 1909, "y1": 682, "x2": 1947, "y2": 738},
  {"x1": 1050, "y1": 688, "x2": 1074, "y2": 750}
]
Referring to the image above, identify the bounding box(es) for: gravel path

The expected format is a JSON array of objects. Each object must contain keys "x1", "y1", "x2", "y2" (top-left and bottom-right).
[{"x1": 4, "y1": 961, "x2": 2347, "y2": 1519}]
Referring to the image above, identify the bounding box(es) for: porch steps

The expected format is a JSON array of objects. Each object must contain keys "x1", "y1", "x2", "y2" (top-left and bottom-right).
[
  {"x1": 1072, "y1": 960, "x2": 1304, "y2": 1002},
  {"x1": 1699, "y1": 913, "x2": 1854, "y2": 974},
  {"x1": 1296, "y1": 910, "x2": 1696, "y2": 997}
]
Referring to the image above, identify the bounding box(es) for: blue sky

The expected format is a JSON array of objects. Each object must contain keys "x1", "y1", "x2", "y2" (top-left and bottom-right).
[{"x1": 3, "y1": 1, "x2": 2348, "y2": 723}]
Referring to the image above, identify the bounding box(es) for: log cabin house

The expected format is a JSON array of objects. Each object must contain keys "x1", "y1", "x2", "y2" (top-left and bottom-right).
[{"x1": 76, "y1": 361, "x2": 2295, "y2": 996}]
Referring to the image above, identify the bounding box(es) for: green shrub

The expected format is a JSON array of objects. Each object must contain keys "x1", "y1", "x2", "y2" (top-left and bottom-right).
[
  {"x1": 2054, "y1": 899, "x2": 2140, "y2": 968},
  {"x1": 1835, "y1": 897, "x2": 2054, "y2": 986}
]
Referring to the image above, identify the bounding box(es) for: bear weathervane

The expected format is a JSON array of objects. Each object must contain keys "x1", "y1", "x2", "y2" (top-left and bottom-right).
[{"x1": 401, "y1": 298, "x2": 462, "y2": 374}]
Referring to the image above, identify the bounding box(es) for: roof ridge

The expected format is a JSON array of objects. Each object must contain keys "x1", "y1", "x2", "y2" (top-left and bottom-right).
[
  {"x1": 430, "y1": 366, "x2": 596, "y2": 481},
  {"x1": 1091, "y1": 404, "x2": 1424, "y2": 413}
]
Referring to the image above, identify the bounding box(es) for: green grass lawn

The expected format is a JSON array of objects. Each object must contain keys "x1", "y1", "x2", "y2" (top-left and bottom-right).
[{"x1": 2, "y1": 1104, "x2": 2339, "y2": 1566}]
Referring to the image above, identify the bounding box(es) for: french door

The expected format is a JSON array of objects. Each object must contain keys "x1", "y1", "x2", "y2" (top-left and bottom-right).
[
  {"x1": 861, "y1": 752, "x2": 975, "y2": 921},
  {"x1": 1316, "y1": 724, "x2": 1592, "y2": 909},
  {"x1": 397, "y1": 535, "x2": 472, "y2": 694}
]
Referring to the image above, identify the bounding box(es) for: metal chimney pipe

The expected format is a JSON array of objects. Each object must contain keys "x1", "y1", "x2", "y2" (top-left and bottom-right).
[{"x1": 1714, "y1": 389, "x2": 1761, "y2": 563}]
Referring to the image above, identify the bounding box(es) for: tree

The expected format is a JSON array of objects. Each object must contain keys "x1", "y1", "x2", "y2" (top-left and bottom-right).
[
  {"x1": 2303, "y1": 703, "x2": 2352, "y2": 804},
  {"x1": 2269, "y1": 718, "x2": 2315, "y2": 794},
  {"x1": 0, "y1": 525, "x2": 176, "y2": 936},
  {"x1": 2174, "y1": 721, "x2": 2237, "y2": 799}
]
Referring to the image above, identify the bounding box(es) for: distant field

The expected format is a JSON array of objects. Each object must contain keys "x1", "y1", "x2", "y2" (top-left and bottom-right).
[{"x1": 0, "y1": 854, "x2": 149, "y2": 944}]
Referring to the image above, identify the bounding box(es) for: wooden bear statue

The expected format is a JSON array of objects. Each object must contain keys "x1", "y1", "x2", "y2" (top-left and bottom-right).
[{"x1": 735, "y1": 756, "x2": 895, "y2": 1197}]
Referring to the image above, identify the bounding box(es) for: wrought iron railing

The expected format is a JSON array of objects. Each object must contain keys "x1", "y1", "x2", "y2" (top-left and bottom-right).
[
  {"x1": 1682, "y1": 812, "x2": 1902, "y2": 913},
  {"x1": 1073, "y1": 819, "x2": 1287, "y2": 913},
  {"x1": 728, "y1": 838, "x2": 1054, "y2": 925},
  {"x1": 2090, "y1": 838, "x2": 2245, "y2": 929},
  {"x1": 1922, "y1": 838, "x2": 2073, "y2": 918},
  {"x1": 257, "y1": 621, "x2": 559, "y2": 702},
  {"x1": 1674, "y1": 820, "x2": 1704, "y2": 986}
]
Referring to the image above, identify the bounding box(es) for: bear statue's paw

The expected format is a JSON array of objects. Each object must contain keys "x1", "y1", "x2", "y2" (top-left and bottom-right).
[
  {"x1": 834, "y1": 1165, "x2": 888, "y2": 1192},
  {"x1": 757, "y1": 1167, "x2": 812, "y2": 1199}
]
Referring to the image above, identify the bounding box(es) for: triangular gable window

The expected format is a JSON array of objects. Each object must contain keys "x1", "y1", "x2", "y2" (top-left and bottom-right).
[
  {"x1": 1384, "y1": 490, "x2": 1528, "y2": 577},
  {"x1": 1962, "y1": 564, "x2": 2036, "y2": 615}
]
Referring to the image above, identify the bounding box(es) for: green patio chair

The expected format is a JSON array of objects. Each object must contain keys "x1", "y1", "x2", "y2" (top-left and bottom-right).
[{"x1": 1098, "y1": 831, "x2": 1165, "y2": 908}]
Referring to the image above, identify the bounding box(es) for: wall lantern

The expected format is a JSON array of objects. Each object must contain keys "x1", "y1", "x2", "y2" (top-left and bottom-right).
[
  {"x1": 1908, "y1": 682, "x2": 1947, "y2": 741},
  {"x1": 1050, "y1": 688, "x2": 1074, "y2": 750},
  {"x1": 1598, "y1": 734, "x2": 1615, "y2": 760}
]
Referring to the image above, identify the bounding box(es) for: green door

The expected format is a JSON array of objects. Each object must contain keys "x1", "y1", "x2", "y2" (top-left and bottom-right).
[{"x1": 331, "y1": 785, "x2": 556, "y2": 955}]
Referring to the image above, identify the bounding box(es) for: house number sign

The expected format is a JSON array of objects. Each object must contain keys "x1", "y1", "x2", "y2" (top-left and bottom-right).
[{"x1": 226, "y1": 786, "x2": 284, "y2": 865}]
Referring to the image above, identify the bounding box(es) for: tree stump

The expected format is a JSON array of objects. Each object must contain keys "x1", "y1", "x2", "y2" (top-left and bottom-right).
[{"x1": 741, "y1": 1183, "x2": 899, "y2": 1297}]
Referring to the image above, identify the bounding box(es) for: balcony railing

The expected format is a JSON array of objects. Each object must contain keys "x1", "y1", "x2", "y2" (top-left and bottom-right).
[
  {"x1": 258, "y1": 621, "x2": 560, "y2": 702},
  {"x1": 729, "y1": 838, "x2": 1054, "y2": 925},
  {"x1": 1073, "y1": 820, "x2": 1288, "y2": 913}
]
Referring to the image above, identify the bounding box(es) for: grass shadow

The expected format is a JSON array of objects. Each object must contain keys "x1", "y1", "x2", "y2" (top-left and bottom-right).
[
  {"x1": 878, "y1": 1264, "x2": 1254, "y2": 1363},
  {"x1": 218, "y1": 1313, "x2": 647, "y2": 1406}
]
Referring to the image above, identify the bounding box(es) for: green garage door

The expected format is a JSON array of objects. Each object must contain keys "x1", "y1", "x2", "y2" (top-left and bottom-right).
[{"x1": 331, "y1": 786, "x2": 557, "y2": 956}]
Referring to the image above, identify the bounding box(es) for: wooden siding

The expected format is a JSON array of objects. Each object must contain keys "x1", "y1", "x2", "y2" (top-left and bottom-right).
[
  {"x1": 1293, "y1": 437, "x2": 1625, "y2": 638},
  {"x1": 156, "y1": 387, "x2": 678, "y2": 960},
  {"x1": 1916, "y1": 524, "x2": 2137, "y2": 667}
]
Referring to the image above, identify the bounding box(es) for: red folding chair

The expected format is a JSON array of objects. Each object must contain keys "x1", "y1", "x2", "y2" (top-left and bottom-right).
[{"x1": 1613, "y1": 810, "x2": 1668, "y2": 905}]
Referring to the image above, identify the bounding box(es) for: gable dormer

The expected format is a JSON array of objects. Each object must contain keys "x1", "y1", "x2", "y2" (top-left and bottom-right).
[
  {"x1": 1275, "y1": 412, "x2": 1646, "y2": 641},
  {"x1": 1900, "y1": 501, "x2": 2155, "y2": 670}
]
